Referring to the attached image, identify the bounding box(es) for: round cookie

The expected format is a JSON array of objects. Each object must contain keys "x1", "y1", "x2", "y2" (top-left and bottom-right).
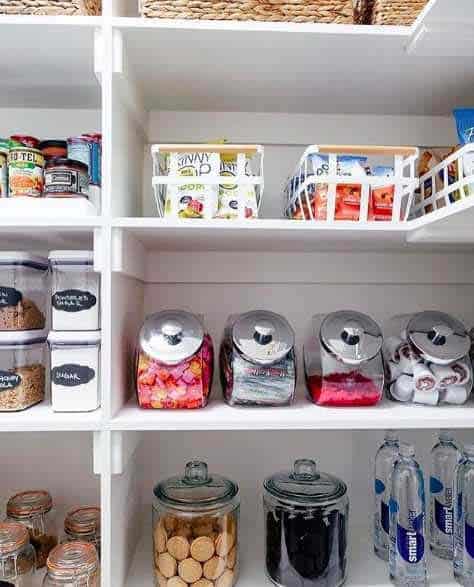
[
  {"x1": 190, "y1": 536, "x2": 215, "y2": 562},
  {"x1": 157, "y1": 553, "x2": 177, "y2": 578},
  {"x1": 178, "y1": 558, "x2": 203, "y2": 583},
  {"x1": 215, "y1": 532, "x2": 234, "y2": 557},
  {"x1": 154, "y1": 524, "x2": 168, "y2": 553},
  {"x1": 216, "y1": 569, "x2": 234, "y2": 587},
  {"x1": 192, "y1": 580, "x2": 213, "y2": 587},
  {"x1": 226, "y1": 546, "x2": 237, "y2": 569},
  {"x1": 167, "y1": 578, "x2": 187, "y2": 587},
  {"x1": 167, "y1": 536, "x2": 190, "y2": 561},
  {"x1": 203, "y1": 556, "x2": 226, "y2": 581}
]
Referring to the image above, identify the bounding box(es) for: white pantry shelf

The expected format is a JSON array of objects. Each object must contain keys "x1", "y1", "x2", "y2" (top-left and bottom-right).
[{"x1": 0, "y1": 219, "x2": 101, "y2": 249}]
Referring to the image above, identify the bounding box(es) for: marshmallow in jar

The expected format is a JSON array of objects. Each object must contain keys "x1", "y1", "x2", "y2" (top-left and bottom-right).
[
  {"x1": 49, "y1": 251, "x2": 100, "y2": 331},
  {"x1": 384, "y1": 312, "x2": 472, "y2": 406},
  {"x1": 48, "y1": 331, "x2": 101, "y2": 412}
]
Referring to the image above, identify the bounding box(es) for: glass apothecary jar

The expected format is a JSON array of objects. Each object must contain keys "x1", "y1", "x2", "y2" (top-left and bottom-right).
[
  {"x1": 6, "y1": 491, "x2": 58, "y2": 569},
  {"x1": 384, "y1": 312, "x2": 472, "y2": 406},
  {"x1": 0, "y1": 331, "x2": 47, "y2": 412},
  {"x1": 136, "y1": 310, "x2": 214, "y2": 409},
  {"x1": 63, "y1": 507, "x2": 101, "y2": 559},
  {"x1": 264, "y1": 459, "x2": 349, "y2": 587},
  {"x1": 153, "y1": 461, "x2": 239, "y2": 587},
  {"x1": 304, "y1": 311, "x2": 384, "y2": 406},
  {"x1": 42, "y1": 542, "x2": 100, "y2": 587},
  {"x1": 0, "y1": 253, "x2": 48, "y2": 331},
  {"x1": 49, "y1": 251, "x2": 100, "y2": 332},
  {"x1": 220, "y1": 310, "x2": 296, "y2": 406},
  {"x1": 0, "y1": 522, "x2": 36, "y2": 586}
]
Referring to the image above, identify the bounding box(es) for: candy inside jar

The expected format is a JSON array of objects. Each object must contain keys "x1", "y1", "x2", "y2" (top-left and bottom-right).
[{"x1": 136, "y1": 310, "x2": 214, "y2": 409}]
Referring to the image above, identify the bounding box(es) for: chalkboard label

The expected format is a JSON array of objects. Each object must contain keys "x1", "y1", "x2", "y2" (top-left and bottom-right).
[
  {"x1": 0, "y1": 286, "x2": 22, "y2": 308},
  {"x1": 52, "y1": 289, "x2": 96, "y2": 313},
  {"x1": 52, "y1": 364, "x2": 95, "y2": 387},
  {"x1": 0, "y1": 370, "x2": 21, "y2": 391}
]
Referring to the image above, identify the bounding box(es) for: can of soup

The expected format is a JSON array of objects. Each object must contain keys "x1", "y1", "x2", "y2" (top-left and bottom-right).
[
  {"x1": 10, "y1": 135, "x2": 40, "y2": 149},
  {"x1": 8, "y1": 147, "x2": 45, "y2": 197}
]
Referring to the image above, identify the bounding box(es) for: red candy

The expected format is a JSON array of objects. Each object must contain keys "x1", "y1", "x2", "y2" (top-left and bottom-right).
[{"x1": 307, "y1": 371, "x2": 382, "y2": 406}]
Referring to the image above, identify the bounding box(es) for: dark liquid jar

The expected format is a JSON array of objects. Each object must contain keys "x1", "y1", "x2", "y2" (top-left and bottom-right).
[{"x1": 264, "y1": 459, "x2": 349, "y2": 587}]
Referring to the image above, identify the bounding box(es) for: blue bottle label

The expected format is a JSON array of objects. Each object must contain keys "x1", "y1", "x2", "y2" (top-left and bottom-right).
[
  {"x1": 375, "y1": 478, "x2": 385, "y2": 495},
  {"x1": 397, "y1": 512, "x2": 424, "y2": 564},
  {"x1": 381, "y1": 500, "x2": 390, "y2": 534},
  {"x1": 466, "y1": 521, "x2": 474, "y2": 559},
  {"x1": 458, "y1": 493, "x2": 463, "y2": 521},
  {"x1": 430, "y1": 476, "x2": 443, "y2": 494},
  {"x1": 435, "y1": 499, "x2": 454, "y2": 535}
]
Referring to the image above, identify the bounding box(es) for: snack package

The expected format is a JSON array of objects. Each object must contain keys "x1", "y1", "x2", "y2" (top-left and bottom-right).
[
  {"x1": 335, "y1": 155, "x2": 367, "y2": 221},
  {"x1": 368, "y1": 166, "x2": 394, "y2": 221},
  {"x1": 165, "y1": 151, "x2": 219, "y2": 219},
  {"x1": 453, "y1": 108, "x2": 474, "y2": 196},
  {"x1": 216, "y1": 154, "x2": 258, "y2": 219},
  {"x1": 416, "y1": 147, "x2": 459, "y2": 209}
]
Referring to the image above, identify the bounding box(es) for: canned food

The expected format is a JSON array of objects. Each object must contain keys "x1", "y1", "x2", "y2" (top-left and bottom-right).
[
  {"x1": 67, "y1": 136, "x2": 90, "y2": 175},
  {"x1": 8, "y1": 147, "x2": 45, "y2": 197},
  {"x1": 44, "y1": 158, "x2": 89, "y2": 198},
  {"x1": 0, "y1": 150, "x2": 7, "y2": 198},
  {"x1": 10, "y1": 135, "x2": 40, "y2": 149},
  {"x1": 39, "y1": 140, "x2": 68, "y2": 160},
  {"x1": 67, "y1": 135, "x2": 101, "y2": 187}
]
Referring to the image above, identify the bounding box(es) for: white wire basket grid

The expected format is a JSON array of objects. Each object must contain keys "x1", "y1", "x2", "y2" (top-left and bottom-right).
[
  {"x1": 284, "y1": 145, "x2": 419, "y2": 223},
  {"x1": 151, "y1": 144, "x2": 264, "y2": 220}
]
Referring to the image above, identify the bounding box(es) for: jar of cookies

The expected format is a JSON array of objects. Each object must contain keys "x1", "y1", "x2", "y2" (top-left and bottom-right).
[
  {"x1": 0, "y1": 522, "x2": 36, "y2": 586},
  {"x1": 42, "y1": 542, "x2": 100, "y2": 587},
  {"x1": 153, "y1": 461, "x2": 239, "y2": 587}
]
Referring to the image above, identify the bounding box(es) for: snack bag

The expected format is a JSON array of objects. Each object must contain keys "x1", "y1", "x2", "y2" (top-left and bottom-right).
[
  {"x1": 288, "y1": 154, "x2": 329, "y2": 220},
  {"x1": 454, "y1": 108, "x2": 474, "y2": 196},
  {"x1": 417, "y1": 147, "x2": 459, "y2": 207},
  {"x1": 368, "y1": 166, "x2": 394, "y2": 221},
  {"x1": 216, "y1": 154, "x2": 258, "y2": 219},
  {"x1": 165, "y1": 151, "x2": 219, "y2": 219},
  {"x1": 335, "y1": 155, "x2": 367, "y2": 220}
]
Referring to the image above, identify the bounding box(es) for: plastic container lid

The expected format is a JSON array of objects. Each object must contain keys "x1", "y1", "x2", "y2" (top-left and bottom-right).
[
  {"x1": 264, "y1": 459, "x2": 347, "y2": 508},
  {"x1": 0, "y1": 329, "x2": 48, "y2": 348},
  {"x1": 48, "y1": 331, "x2": 101, "y2": 346},
  {"x1": 0, "y1": 522, "x2": 29, "y2": 556},
  {"x1": 407, "y1": 311, "x2": 470, "y2": 365},
  {"x1": 320, "y1": 310, "x2": 383, "y2": 365},
  {"x1": 154, "y1": 461, "x2": 239, "y2": 513},
  {"x1": 139, "y1": 310, "x2": 204, "y2": 365},
  {"x1": 232, "y1": 310, "x2": 294, "y2": 365},
  {"x1": 39, "y1": 140, "x2": 68, "y2": 151},
  {"x1": 0, "y1": 252, "x2": 48, "y2": 271},
  {"x1": 49, "y1": 251, "x2": 93, "y2": 266}
]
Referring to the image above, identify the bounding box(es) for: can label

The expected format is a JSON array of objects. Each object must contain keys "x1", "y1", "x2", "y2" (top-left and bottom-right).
[
  {"x1": 44, "y1": 168, "x2": 88, "y2": 196},
  {"x1": 7, "y1": 148, "x2": 44, "y2": 197},
  {"x1": 0, "y1": 152, "x2": 7, "y2": 197}
]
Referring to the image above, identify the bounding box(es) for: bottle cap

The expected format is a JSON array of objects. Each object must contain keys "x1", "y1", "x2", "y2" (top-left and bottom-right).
[
  {"x1": 399, "y1": 443, "x2": 415, "y2": 458},
  {"x1": 385, "y1": 430, "x2": 399, "y2": 442},
  {"x1": 439, "y1": 430, "x2": 454, "y2": 443}
]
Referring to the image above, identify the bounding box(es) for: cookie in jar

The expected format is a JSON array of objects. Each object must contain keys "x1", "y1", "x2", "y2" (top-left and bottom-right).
[
  {"x1": 136, "y1": 310, "x2": 214, "y2": 409},
  {"x1": 153, "y1": 461, "x2": 239, "y2": 587}
]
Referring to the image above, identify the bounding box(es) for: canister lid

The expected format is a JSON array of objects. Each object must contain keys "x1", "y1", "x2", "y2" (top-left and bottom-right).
[
  {"x1": 46, "y1": 542, "x2": 98, "y2": 579},
  {"x1": 154, "y1": 461, "x2": 239, "y2": 512},
  {"x1": 320, "y1": 310, "x2": 382, "y2": 365},
  {"x1": 0, "y1": 252, "x2": 48, "y2": 271},
  {"x1": 232, "y1": 310, "x2": 294, "y2": 365},
  {"x1": 7, "y1": 490, "x2": 53, "y2": 518},
  {"x1": 407, "y1": 311, "x2": 470, "y2": 364},
  {"x1": 264, "y1": 459, "x2": 347, "y2": 507},
  {"x1": 138, "y1": 310, "x2": 204, "y2": 365},
  {"x1": 48, "y1": 331, "x2": 101, "y2": 346},
  {"x1": 49, "y1": 251, "x2": 93, "y2": 266},
  {"x1": 0, "y1": 329, "x2": 48, "y2": 347},
  {"x1": 64, "y1": 506, "x2": 100, "y2": 537}
]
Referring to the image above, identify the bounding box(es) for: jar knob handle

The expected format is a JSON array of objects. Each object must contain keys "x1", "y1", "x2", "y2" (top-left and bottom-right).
[
  {"x1": 254, "y1": 321, "x2": 275, "y2": 345},
  {"x1": 162, "y1": 321, "x2": 183, "y2": 346},
  {"x1": 184, "y1": 461, "x2": 209, "y2": 485},
  {"x1": 293, "y1": 459, "x2": 318, "y2": 481},
  {"x1": 341, "y1": 320, "x2": 363, "y2": 346},
  {"x1": 428, "y1": 323, "x2": 453, "y2": 346}
]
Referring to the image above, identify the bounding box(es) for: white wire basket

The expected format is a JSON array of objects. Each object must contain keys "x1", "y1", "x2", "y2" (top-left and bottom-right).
[
  {"x1": 151, "y1": 144, "x2": 264, "y2": 220},
  {"x1": 411, "y1": 143, "x2": 474, "y2": 218},
  {"x1": 284, "y1": 145, "x2": 419, "y2": 223}
]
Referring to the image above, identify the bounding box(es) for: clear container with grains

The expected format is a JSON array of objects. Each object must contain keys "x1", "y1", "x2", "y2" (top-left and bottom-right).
[
  {"x1": 264, "y1": 459, "x2": 349, "y2": 587},
  {"x1": 42, "y1": 542, "x2": 100, "y2": 587},
  {"x1": 6, "y1": 491, "x2": 58, "y2": 569},
  {"x1": 384, "y1": 311, "x2": 472, "y2": 406},
  {"x1": 63, "y1": 507, "x2": 101, "y2": 559},
  {"x1": 153, "y1": 461, "x2": 239, "y2": 587},
  {"x1": 304, "y1": 310, "x2": 384, "y2": 406},
  {"x1": 220, "y1": 310, "x2": 296, "y2": 406},
  {"x1": 49, "y1": 251, "x2": 100, "y2": 332},
  {"x1": 0, "y1": 331, "x2": 47, "y2": 412},
  {"x1": 0, "y1": 253, "x2": 48, "y2": 332},
  {"x1": 0, "y1": 522, "x2": 36, "y2": 586}
]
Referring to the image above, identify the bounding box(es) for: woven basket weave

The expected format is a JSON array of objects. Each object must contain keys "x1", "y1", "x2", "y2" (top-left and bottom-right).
[
  {"x1": 0, "y1": 0, "x2": 101, "y2": 15},
  {"x1": 140, "y1": 0, "x2": 354, "y2": 23},
  {"x1": 354, "y1": 0, "x2": 427, "y2": 25}
]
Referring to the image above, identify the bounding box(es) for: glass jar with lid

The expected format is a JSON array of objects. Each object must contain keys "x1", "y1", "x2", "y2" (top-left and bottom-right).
[
  {"x1": 63, "y1": 507, "x2": 100, "y2": 559},
  {"x1": 220, "y1": 310, "x2": 296, "y2": 406},
  {"x1": 6, "y1": 490, "x2": 58, "y2": 569},
  {"x1": 0, "y1": 522, "x2": 36, "y2": 586},
  {"x1": 136, "y1": 310, "x2": 214, "y2": 409},
  {"x1": 384, "y1": 312, "x2": 472, "y2": 406},
  {"x1": 264, "y1": 459, "x2": 349, "y2": 587},
  {"x1": 42, "y1": 542, "x2": 100, "y2": 587},
  {"x1": 153, "y1": 461, "x2": 239, "y2": 587},
  {"x1": 304, "y1": 310, "x2": 384, "y2": 406}
]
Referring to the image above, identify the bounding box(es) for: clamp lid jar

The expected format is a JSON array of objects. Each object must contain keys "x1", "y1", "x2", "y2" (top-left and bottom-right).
[
  {"x1": 0, "y1": 522, "x2": 35, "y2": 586},
  {"x1": 63, "y1": 507, "x2": 101, "y2": 558},
  {"x1": 42, "y1": 542, "x2": 100, "y2": 587}
]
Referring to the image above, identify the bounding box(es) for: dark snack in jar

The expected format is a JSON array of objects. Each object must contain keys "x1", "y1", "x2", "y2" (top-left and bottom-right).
[
  {"x1": 10, "y1": 135, "x2": 40, "y2": 149},
  {"x1": 8, "y1": 147, "x2": 44, "y2": 197},
  {"x1": 39, "y1": 140, "x2": 68, "y2": 160},
  {"x1": 44, "y1": 158, "x2": 89, "y2": 198},
  {"x1": 0, "y1": 298, "x2": 45, "y2": 330}
]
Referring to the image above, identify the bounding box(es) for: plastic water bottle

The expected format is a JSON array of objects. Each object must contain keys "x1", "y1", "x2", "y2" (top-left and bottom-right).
[
  {"x1": 389, "y1": 443, "x2": 427, "y2": 586},
  {"x1": 374, "y1": 430, "x2": 400, "y2": 560},
  {"x1": 454, "y1": 443, "x2": 474, "y2": 585},
  {"x1": 430, "y1": 430, "x2": 460, "y2": 560}
]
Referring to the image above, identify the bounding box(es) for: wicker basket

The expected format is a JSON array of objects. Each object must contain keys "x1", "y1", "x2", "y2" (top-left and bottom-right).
[
  {"x1": 354, "y1": 0, "x2": 427, "y2": 25},
  {"x1": 140, "y1": 0, "x2": 354, "y2": 23},
  {"x1": 0, "y1": 0, "x2": 101, "y2": 15}
]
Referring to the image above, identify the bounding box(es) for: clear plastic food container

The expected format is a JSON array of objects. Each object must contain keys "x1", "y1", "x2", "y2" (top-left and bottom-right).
[
  {"x1": 49, "y1": 251, "x2": 100, "y2": 332},
  {"x1": 264, "y1": 459, "x2": 349, "y2": 587},
  {"x1": 0, "y1": 522, "x2": 36, "y2": 586},
  {"x1": 0, "y1": 253, "x2": 48, "y2": 331},
  {"x1": 42, "y1": 542, "x2": 100, "y2": 587},
  {"x1": 136, "y1": 310, "x2": 214, "y2": 409},
  {"x1": 384, "y1": 312, "x2": 472, "y2": 406},
  {"x1": 304, "y1": 310, "x2": 384, "y2": 406},
  {"x1": 0, "y1": 330, "x2": 47, "y2": 412},
  {"x1": 220, "y1": 310, "x2": 296, "y2": 406},
  {"x1": 153, "y1": 461, "x2": 239, "y2": 587}
]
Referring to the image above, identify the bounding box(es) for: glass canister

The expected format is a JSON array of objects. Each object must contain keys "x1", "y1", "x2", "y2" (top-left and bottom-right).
[
  {"x1": 42, "y1": 542, "x2": 100, "y2": 587},
  {"x1": 384, "y1": 312, "x2": 472, "y2": 406},
  {"x1": 304, "y1": 311, "x2": 384, "y2": 406},
  {"x1": 63, "y1": 507, "x2": 100, "y2": 559},
  {"x1": 264, "y1": 459, "x2": 349, "y2": 587},
  {"x1": 220, "y1": 310, "x2": 296, "y2": 406},
  {"x1": 0, "y1": 331, "x2": 47, "y2": 412},
  {"x1": 136, "y1": 310, "x2": 214, "y2": 409},
  {"x1": 153, "y1": 461, "x2": 239, "y2": 587},
  {"x1": 49, "y1": 251, "x2": 100, "y2": 332},
  {"x1": 0, "y1": 253, "x2": 48, "y2": 331},
  {"x1": 6, "y1": 491, "x2": 58, "y2": 569},
  {"x1": 0, "y1": 522, "x2": 36, "y2": 586}
]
